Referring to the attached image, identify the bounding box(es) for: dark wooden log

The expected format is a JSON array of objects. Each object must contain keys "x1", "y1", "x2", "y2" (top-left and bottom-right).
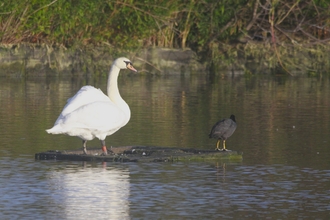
[{"x1": 35, "y1": 146, "x2": 243, "y2": 162}]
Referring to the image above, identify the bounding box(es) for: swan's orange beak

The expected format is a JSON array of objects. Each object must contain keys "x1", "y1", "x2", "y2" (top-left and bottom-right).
[{"x1": 127, "y1": 63, "x2": 138, "y2": 72}]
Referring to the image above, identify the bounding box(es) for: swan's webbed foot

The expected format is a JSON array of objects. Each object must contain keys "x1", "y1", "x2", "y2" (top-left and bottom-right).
[
  {"x1": 101, "y1": 146, "x2": 115, "y2": 156},
  {"x1": 101, "y1": 146, "x2": 108, "y2": 156},
  {"x1": 100, "y1": 140, "x2": 114, "y2": 156}
]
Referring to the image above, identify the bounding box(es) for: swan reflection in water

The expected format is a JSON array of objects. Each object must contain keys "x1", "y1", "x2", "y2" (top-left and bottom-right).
[{"x1": 48, "y1": 163, "x2": 130, "y2": 219}]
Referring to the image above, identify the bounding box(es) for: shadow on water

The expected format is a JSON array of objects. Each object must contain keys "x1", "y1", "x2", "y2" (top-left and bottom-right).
[{"x1": 1, "y1": 71, "x2": 330, "y2": 219}]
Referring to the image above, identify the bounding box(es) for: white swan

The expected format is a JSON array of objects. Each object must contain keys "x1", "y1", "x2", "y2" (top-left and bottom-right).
[{"x1": 46, "y1": 57, "x2": 137, "y2": 155}]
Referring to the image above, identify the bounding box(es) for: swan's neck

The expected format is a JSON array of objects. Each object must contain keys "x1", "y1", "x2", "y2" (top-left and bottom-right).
[
  {"x1": 107, "y1": 65, "x2": 130, "y2": 119},
  {"x1": 107, "y1": 65, "x2": 121, "y2": 100}
]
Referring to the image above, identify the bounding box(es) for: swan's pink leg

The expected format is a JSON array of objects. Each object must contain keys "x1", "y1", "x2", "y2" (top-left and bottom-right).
[{"x1": 101, "y1": 140, "x2": 107, "y2": 155}]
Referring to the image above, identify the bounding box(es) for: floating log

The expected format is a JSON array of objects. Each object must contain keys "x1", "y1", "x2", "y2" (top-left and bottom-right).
[{"x1": 35, "y1": 146, "x2": 243, "y2": 162}]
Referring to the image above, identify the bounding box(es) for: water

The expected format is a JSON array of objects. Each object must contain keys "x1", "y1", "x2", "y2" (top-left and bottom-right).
[{"x1": 1, "y1": 71, "x2": 330, "y2": 219}]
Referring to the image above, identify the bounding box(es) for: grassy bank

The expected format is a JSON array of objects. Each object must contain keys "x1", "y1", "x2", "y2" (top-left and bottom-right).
[{"x1": 1, "y1": 0, "x2": 330, "y2": 75}]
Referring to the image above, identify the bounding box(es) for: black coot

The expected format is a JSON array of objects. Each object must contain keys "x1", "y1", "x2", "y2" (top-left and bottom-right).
[{"x1": 209, "y1": 115, "x2": 237, "y2": 151}]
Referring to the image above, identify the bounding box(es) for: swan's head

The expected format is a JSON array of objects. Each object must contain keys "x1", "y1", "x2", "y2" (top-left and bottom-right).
[{"x1": 114, "y1": 57, "x2": 138, "y2": 72}]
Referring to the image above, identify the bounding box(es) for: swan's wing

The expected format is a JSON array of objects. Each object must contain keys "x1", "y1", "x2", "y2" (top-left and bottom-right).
[
  {"x1": 55, "y1": 101, "x2": 129, "y2": 136},
  {"x1": 55, "y1": 86, "x2": 109, "y2": 123}
]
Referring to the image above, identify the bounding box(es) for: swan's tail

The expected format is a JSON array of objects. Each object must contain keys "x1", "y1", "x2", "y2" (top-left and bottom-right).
[{"x1": 46, "y1": 125, "x2": 63, "y2": 134}]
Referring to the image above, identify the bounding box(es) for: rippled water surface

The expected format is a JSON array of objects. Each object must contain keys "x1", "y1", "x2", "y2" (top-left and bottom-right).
[
  {"x1": 1, "y1": 72, "x2": 330, "y2": 219},
  {"x1": 1, "y1": 158, "x2": 330, "y2": 219}
]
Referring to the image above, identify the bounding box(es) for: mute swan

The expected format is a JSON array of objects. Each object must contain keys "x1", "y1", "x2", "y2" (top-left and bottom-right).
[
  {"x1": 209, "y1": 115, "x2": 237, "y2": 151},
  {"x1": 46, "y1": 57, "x2": 137, "y2": 155}
]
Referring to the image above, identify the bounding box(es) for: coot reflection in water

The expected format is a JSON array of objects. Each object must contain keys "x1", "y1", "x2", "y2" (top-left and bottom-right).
[{"x1": 128, "y1": 163, "x2": 330, "y2": 219}]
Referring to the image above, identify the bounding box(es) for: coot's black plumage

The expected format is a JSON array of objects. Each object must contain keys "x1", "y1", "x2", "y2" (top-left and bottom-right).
[{"x1": 209, "y1": 115, "x2": 237, "y2": 151}]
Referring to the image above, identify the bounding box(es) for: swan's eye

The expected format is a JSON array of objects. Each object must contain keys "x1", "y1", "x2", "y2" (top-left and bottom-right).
[{"x1": 124, "y1": 61, "x2": 133, "y2": 67}]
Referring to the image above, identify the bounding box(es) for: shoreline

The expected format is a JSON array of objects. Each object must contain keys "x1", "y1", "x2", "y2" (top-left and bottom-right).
[
  {"x1": 0, "y1": 44, "x2": 204, "y2": 76},
  {"x1": 0, "y1": 43, "x2": 329, "y2": 76}
]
